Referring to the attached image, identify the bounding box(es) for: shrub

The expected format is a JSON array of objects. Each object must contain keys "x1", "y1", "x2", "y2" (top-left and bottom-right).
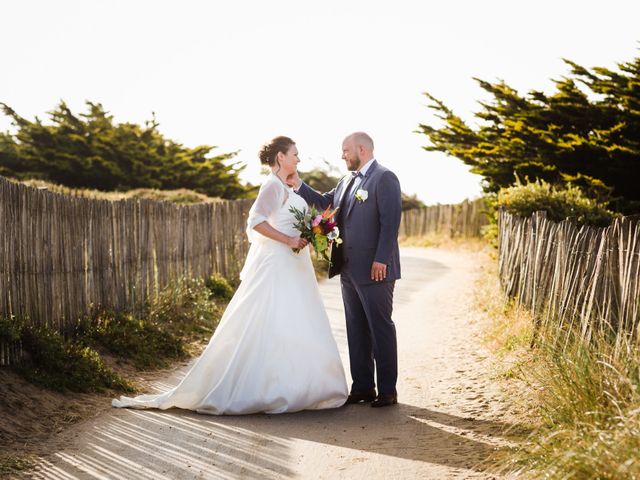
[
  {"x1": 147, "y1": 277, "x2": 222, "y2": 339},
  {"x1": 17, "y1": 323, "x2": 133, "y2": 393},
  {"x1": 1, "y1": 274, "x2": 229, "y2": 391},
  {"x1": 204, "y1": 274, "x2": 235, "y2": 300},
  {"x1": 76, "y1": 310, "x2": 185, "y2": 370},
  {"x1": 496, "y1": 178, "x2": 617, "y2": 227},
  {"x1": 79, "y1": 276, "x2": 230, "y2": 368},
  {"x1": 0, "y1": 315, "x2": 22, "y2": 343}
]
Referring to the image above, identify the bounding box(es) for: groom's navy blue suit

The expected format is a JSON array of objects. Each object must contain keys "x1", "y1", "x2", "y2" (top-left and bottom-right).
[{"x1": 296, "y1": 160, "x2": 402, "y2": 395}]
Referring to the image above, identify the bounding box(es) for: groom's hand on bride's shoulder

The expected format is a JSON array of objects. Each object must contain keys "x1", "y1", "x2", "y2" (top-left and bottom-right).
[
  {"x1": 371, "y1": 262, "x2": 387, "y2": 282},
  {"x1": 286, "y1": 171, "x2": 302, "y2": 190}
]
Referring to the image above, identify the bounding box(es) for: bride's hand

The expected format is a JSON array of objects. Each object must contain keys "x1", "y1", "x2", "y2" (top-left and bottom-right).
[
  {"x1": 286, "y1": 171, "x2": 302, "y2": 190},
  {"x1": 288, "y1": 235, "x2": 308, "y2": 250}
]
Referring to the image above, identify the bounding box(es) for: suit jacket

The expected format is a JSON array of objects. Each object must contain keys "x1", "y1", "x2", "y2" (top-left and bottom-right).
[{"x1": 297, "y1": 160, "x2": 402, "y2": 284}]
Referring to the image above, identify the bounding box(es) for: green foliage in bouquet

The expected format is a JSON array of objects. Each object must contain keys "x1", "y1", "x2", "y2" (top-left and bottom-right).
[{"x1": 289, "y1": 204, "x2": 341, "y2": 263}]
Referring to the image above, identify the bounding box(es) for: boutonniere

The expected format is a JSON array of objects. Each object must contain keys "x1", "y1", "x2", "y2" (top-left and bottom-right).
[{"x1": 354, "y1": 189, "x2": 368, "y2": 203}]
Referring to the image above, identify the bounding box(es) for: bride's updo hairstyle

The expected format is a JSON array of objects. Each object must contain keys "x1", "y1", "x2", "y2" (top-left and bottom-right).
[{"x1": 258, "y1": 136, "x2": 295, "y2": 166}]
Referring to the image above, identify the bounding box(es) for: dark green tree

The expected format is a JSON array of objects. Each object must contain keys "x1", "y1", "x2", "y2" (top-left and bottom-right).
[
  {"x1": 417, "y1": 52, "x2": 640, "y2": 213},
  {"x1": 0, "y1": 101, "x2": 250, "y2": 199}
]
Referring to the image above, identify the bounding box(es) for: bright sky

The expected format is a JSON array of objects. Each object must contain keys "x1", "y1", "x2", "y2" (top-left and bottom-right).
[{"x1": 1, "y1": 1, "x2": 639, "y2": 204}]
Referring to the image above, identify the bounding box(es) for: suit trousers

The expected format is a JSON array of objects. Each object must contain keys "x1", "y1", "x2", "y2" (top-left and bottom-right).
[{"x1": 340, "y1": 268, "x2": 397, "y2": 395}]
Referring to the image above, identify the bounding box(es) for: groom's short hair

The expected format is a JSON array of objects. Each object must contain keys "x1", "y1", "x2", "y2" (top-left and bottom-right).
[{"x1": 350, "y1": 132, "x2": 374, "y2": 151}]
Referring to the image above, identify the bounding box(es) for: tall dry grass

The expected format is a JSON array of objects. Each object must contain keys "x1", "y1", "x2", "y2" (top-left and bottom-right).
[
  {"x1": 479, "y1": 254, "x2": 640, "y2": 479},
  {"x1": 511, "y1": 331, "x2": 640, "y2": 479}
]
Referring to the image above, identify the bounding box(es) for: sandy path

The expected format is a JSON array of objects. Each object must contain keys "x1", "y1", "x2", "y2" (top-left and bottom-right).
[{"x1": 28, "y1": 247, "x2": 513, "y2": 479}]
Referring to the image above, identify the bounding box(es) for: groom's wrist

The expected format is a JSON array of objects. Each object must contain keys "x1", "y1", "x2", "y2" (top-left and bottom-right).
[{"x1": 374, "y1": 253, "x2": 390, "y2": 265}]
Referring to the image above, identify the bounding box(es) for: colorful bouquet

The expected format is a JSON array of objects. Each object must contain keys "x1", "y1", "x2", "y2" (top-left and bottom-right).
[{"x1": 289, "y1": 204, "x2": 342, "y2": 262}]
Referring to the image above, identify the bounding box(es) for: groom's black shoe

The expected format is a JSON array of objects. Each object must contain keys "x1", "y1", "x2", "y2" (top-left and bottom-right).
[
  {"x1": 371, "y1": 392, "x2": 398, "y2": 408},
  {"x1": 345, "y1": 388, "x2": 377, "y2": 405}
]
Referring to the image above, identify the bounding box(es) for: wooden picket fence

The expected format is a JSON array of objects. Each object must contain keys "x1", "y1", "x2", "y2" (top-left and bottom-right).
[
  {"x1": 400, "y1": 198, "x2": 487, "y2": 238},
  {"x1": 498, "y1": 209, "x2": 640, "y2": 350},
  {"x1": 0, "y1": 176, "x2": 252, "y2": 365}
]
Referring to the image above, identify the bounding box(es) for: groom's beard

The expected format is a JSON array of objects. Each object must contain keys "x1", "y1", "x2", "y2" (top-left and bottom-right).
[{"x1": 347, "y1": 158, "x2": 361, "y2": 171}]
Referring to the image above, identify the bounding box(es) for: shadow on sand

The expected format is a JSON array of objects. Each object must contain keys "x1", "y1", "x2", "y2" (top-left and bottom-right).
[{"x1": 33, "y1": 401, "x2": 514, "y2": 479}]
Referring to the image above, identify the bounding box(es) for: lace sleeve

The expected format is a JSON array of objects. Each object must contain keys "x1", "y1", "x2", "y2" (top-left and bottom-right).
[{"x1": 246, "y1": 177, "x2": 286, "y2": 241}]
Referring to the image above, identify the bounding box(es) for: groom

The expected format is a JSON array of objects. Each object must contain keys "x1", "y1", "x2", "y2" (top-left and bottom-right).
[{"x1": 290, "y1": 132, "x2": 402, "y2": 408}]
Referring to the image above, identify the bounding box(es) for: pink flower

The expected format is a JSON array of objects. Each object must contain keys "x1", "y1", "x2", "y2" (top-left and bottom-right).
[{"x1": 312, "y1": 215, "x2": 323, "y2": 227}]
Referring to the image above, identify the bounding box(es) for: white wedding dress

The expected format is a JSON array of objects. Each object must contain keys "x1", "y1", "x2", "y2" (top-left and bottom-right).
[{"x1": 112, "y1": 173, "x2": 348, "y2": 414}]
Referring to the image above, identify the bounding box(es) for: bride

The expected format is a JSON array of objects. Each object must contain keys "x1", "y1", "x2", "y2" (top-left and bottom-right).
[{"x1": 112, "y1": 136, "x2": 348, "y2": 414}]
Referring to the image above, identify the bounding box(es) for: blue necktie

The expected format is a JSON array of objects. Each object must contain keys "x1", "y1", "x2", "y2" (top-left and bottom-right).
[{"x1": 337, "y1": 171, "x2": 362, "y2": 218}]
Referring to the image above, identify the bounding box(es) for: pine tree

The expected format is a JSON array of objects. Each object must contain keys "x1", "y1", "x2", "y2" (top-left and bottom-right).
[
  {"x1": 0, "y1": 101, "x2": 250, "y2": 199},
  {"x1": 417, "y1": 53, "x2": 640, "y2": 213}
]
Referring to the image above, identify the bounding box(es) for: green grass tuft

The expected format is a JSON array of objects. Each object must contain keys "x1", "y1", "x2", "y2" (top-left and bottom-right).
[
  {"x1": 147, "y1": 277, "x2": 223, "y2": 340},
  {"x1": 16, "y1": 323, "x2": 134, "y2": 393},
  {"x1": 1, "y1": 274, "x2": 233, "y2": 392},
  {"x1": 78, "y1": 276, "x2": 229, "y2": 370},
  {"x1": 205, "y1": 273, "x2": 235, "y2": 301},
  {"x1": 76, "y1": 310, "x2": 185, "y2": 370},
  {"x1": 0, "y1": 454, "x2": 36, "y2": 476}
]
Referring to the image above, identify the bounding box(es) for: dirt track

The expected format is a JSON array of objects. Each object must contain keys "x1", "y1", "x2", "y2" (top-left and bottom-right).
[{"x1": 28, "y1": 247, "x2": 513, "y2": 479}]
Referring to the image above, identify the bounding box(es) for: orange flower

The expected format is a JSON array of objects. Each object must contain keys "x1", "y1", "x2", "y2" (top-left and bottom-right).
[
  {"x1": 312, "y1": 225, "x2": 323, "y2": 235},
  {"x1": 321, "y1": 204, "x2": 338, "y2": 221}
]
